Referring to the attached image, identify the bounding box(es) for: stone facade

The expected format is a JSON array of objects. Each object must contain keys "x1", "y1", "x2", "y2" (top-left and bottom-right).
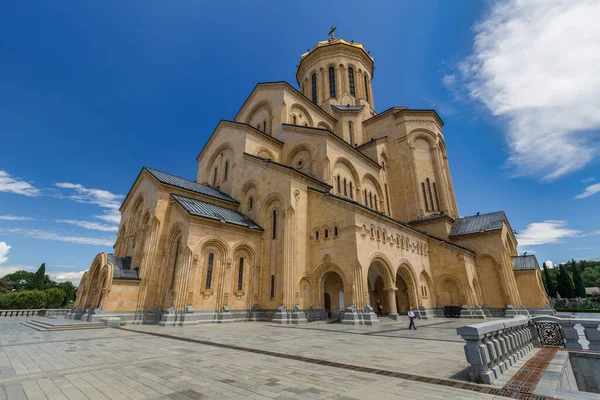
[{"x1": 71, "y1": 35, "x2": 548, "y2": 326}]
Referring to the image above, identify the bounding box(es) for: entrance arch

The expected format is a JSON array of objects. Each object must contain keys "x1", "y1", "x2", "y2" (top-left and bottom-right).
[
  {"x1": 367, "y1": 258, "x2": 396, "y2": 315},
  {"x1": 323, "y1": 271, "x2": 344, "y2": 316},
  {"x1": 395, "y1": 263, "x2": 419, "y2": 313}
]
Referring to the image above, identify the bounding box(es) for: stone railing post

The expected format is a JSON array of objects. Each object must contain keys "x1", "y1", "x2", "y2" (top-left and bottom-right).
[
  {"x1": 582, "y1": 321, "x2": 600, "y2": 351},
  {"x1": 457, "y1": 316, "x2": 533, "y2": 384},
  {"x1": 561, "y1": 320, "x2": 583, "y2": 350}
]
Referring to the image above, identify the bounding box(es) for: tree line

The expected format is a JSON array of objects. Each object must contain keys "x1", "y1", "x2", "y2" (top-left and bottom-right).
[
  {"x1": 542, "y1": 258, "x2": 600, "y2": 299},
  {"x1": 0, "y1": 264, "x2": 77, "y2": 309}
]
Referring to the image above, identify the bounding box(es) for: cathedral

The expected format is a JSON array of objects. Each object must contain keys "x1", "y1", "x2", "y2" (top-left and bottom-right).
[{"x1": 71, "y1": 32, "x2": 549, "y2": 326}]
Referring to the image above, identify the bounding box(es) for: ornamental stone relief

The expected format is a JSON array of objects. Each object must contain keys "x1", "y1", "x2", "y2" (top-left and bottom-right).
[{"x1": 359, "y1": 224, "x2": 428, "y2": 257}]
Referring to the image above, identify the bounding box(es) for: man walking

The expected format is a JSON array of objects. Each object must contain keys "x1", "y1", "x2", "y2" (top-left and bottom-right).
[
  {"x1": 376, "y1": 300, "x2": 383, "y2": 316},
  {"x1": 408, "y1": 306, "x2": 417, "y2": 330}
]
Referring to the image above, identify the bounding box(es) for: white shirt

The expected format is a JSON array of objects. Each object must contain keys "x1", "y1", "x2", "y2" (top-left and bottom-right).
[{"x1": 408, "y1": 310, "x2": 415, "y2": 318}]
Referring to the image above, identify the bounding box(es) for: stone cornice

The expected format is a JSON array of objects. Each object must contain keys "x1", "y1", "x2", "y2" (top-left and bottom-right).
[
  {"x1": 196, "y1": 120, "x2": 284, "y2": 163},
  {"x1": 394, "y1": 109, "x2": 444, "y2": 128},
  {"x1": 233, "y1": 81, "x2": 337, "y2": 125},
  {"x1": 297, "y1": 42, "x2": 374, "y2": 83}
]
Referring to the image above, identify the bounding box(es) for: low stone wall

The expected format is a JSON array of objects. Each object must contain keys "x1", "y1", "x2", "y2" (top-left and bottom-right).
[{"x1": 456, "y1": 316, "x2": 534, "y2": 383}]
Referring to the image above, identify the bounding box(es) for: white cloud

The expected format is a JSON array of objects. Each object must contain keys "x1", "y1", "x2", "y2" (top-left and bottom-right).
[
  {"x1": 518, "y1": 220, "x2": 581, "y2": 246},
  {"x1": 576, "y1": 183, "x2": 600, "y2": 199},
  {"x1": 442, "y1": 74, "x2": 456, "y2": 87},
  {"x1": 0, "y1": 215, "x2": 34, "y2": 221},
  {"x1": 5, "y1": 228, "x2": 114, "y2": 247},
  {"x1": 455, "y1": 0, "x2": 600, "y2": 180},
  {"x1": 0, "y1": 242, "x2": 11, "y2": 264},
  {"x1": 0, "y1": 170, "x2": 40, "y2": 196},
  {"x1": 55, "y1": 182, "x2": 123, "y2": 227},
  {"x1": 580, "y1": 230, "x2": 600, "y2": 237},
  {"x1": 0, "y1": 265, "x2": 34, "y2": 277},
  {"x1": 582, "y1": 177, "x2": 595, "y2": 183},
  {"x1": 566, "y1": 247, "x2": 594, "y2": 251},
  {"x1": 543, "y1": 260, "x2": 555, "y2": 269},
  {"x1": 56, "y1": 220, "x2": 119, "y2": 232},
  {"x1": 48, "y1": 270, "x2": 85, "y2": 286}
]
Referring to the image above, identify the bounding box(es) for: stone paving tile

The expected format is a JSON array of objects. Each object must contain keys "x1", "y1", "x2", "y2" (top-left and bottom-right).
[{"x1": 0, "y1": 319, "x2": 539, "y2": 400}]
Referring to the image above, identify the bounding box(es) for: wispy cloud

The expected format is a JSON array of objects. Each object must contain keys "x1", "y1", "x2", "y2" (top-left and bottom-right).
[
  {"x1": 582, "y1": 177, "x2": 595, "y2": 183},
  {"x1": 0, "y1": 170, "x2": 40, "y2": 196},
  {"x1": 576, "y1": 183, "x2": 600, "y2": 199},
  {"x1": 451, "y1": 0, "x2": 600, "y2": 180},
  {"x1": 55, "y1": 182, "x2": 123, "y2": 226},
  {"x1": 518, "y1": 220, "x2": 581, "y2": 247},
  {"x1": 48, "y1": 270, "x2": 85, "y2": 285},
  {"x1": 0, "y1": 265, "x2": 34, "y2": 277},
  {"x1": 580, "y1": 230, "x2": 600, "y2": 238},
  {"x1": 56, "y1": 220, "x2": 119, "y2": 232},
  {"x1": 4, "y1": 228, "x2": 114, "y2": 247},
  {"x1": 0, "y1": 242, "x2": 10, "y2": 264},
  {"x1": 566, "y1": 247, "x2": 594, "y2": 251},
  {"x1": 0, "y1": 215, "x2": 34, "y2": 221}
]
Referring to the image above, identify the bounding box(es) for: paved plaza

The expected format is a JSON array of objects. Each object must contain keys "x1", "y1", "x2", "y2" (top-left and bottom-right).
[{"x1": 0, "y1": 318, "x2": 539, "y2": 400}]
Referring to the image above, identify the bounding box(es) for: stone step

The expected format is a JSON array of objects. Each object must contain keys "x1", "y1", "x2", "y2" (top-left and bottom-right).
[
  {"x1": 21, "y1": 319, "x2": 106, "y2": 331},
  {"x1": 30, "y1": 318, "x2": 105, "y2": 328}
]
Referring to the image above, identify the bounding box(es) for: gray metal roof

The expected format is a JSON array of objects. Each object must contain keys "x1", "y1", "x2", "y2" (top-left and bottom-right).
[
  {"x1": 449, "y1": 211, "x2": 505, "y2": 237},
  {"x1": 512, "y1": 255, "x2": 540, "y2": 271},
  {"x1": 145, "y1": 167, "x2": 238, "y2": 204},
  {"x1": 106, "y1": 254, "x2": 139, "y2": 280},
  {"x1": 332, "y1": 105, "x2": 364, "y2": 112},
  {"x1": 172, "y1": 194, "x2": 263, "y2": 231}
]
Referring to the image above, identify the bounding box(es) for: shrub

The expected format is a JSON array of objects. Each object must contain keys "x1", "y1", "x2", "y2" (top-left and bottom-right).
[
  {"x1": 45, "y1": 288, "x2": 66, "y2": 309},
  {"x1": 0, "y1": 290, "x2": 48, "y2": 309}
]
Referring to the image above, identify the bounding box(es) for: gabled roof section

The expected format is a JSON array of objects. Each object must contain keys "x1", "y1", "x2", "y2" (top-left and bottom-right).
[
  {"x1": 107, "y1": 254, "x2": 139, "y2": 280},
  {"x1": 332, "y1": 105, "x2": 364, "y2": 112},
  {"x1": 233, "y1": 81, "x2": 337, "y2": 124},
  {"x1": 172, "y1": 194, "x2": 262, "y2": 231},
  {"x1": 449, "y1": 211, "x2": 506, "y2": 237},
  {"x1": 512, "y1": 255, "x2": 540, "y2": 271},
  {"x1": 145, "y1": 167, "x2": 238, "y2": 204}
]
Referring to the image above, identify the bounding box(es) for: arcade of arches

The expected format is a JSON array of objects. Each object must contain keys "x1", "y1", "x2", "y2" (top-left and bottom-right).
[{"x1": 71, "y1": 32, "x2": 549, "y2": 326}]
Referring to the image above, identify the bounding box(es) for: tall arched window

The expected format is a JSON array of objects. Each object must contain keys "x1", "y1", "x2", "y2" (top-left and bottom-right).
[
  {"x1": 223, "y1": 161, "x2": 229, "y2": 181},
  {"x1": 248, "y1": 196, "x2": 253, "y2": 210},
  {"x1": 237, "y1": 257, "x2": 244, "y2": 291},
  {"x1": 363, "y1": 190, "x2": 367, "y2": 204},
  {"x1": 336, "y1": 175, "x2": 341, "y2": 193},
  {"x1": 348, "y1": 67, "x2": 355, "y2": 97},
  {"x1": 348, "y1": 121, "x2": 354, "y2": 146},
  {"x1": 213, "y1": 167, "x2": 218, "y2": 186},
  {"x1": 270, "y1": 275, "x2": 275, "y2": 299},
  {"x1": 205, "y1": 253, "x2": 214, "y2": 289},
  {"x1": 311, "y1": 73, "x2": 317, "y2": 104},
  {"x1": 421, "y1": 182, "x2": 429, "y2": 212},
  {"x1": 343, "y1": 178, "x2": 347, "y2": 196},
  {"x1": 328, "y1": 66, "x2": 336, "y2": 98},
  {"x1": 426, "y1": 178, "x2": 435, "y2": 211},
  {"x1": 334, "y1": 226, "x2": 338, "y2": 236},
  {"x1": 433, "y1": 182, "x2": 441, "y2": 211},
  {"x1": 349, "y1": 181, "x2": 354, "y2": 199},
  {"x1": 170, "y1": 239, "x2": 180, "y2": 289},
  {"x1": 369, "y1": 193, "x2": 373, "y2": 208},
  {"x1": 272, "y1": 209, "x2": 277, "y2": 240},
  {"x1": 315, "y1": 230, "x2": 319, "y2": 240},
  {"x1": 292, "y1": 115, "x2": 297, "y2": 125},
  {"x1": 374, "y1": 195, "x2": 378, "y2": 211},
  {"x1": 364, "y1": 74, "x2": 370, "y2": 102},
  {"x1": 324, "y1": 228, "x2": 329, "y2": 238},
  {"x1": 385, "y1": 184, "x2": 391, "y2": 215},
  {"x1": 263, "y1": 120, "x2": 267, "y2": 133}
]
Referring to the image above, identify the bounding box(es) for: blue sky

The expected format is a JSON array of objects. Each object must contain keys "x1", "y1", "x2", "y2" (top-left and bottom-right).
[{"x1": 1, "y1": 1, "x2": 599, "y2": 284}]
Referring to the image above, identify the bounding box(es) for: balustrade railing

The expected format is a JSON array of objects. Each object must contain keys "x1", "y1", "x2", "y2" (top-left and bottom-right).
[
  {"x1": 532, "y1": 315, "x2": 600, "y2": 351},
  {"x1": 0, "y1": 309, "x2": 70, "y2": 317},
  {"x1": 456, "y1": 316, "x2": 534, "y2": 384}
]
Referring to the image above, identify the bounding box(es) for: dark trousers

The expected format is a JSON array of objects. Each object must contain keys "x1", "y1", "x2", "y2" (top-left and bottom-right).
[
  {"x1": 409, "y1": 317, "x2": 416, "y2": 330},
  {"x1": 377, "y1": 308, "x2": 382, "y2": 316}
]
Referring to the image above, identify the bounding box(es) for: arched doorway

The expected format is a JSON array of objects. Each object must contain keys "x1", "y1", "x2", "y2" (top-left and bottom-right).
[
  {"x1": 323, "y1": 271, "x2": 344, "y2": 317},
  {"x1": 367, "y1": 261, "x2": 396, "y2": 315},
  {"x1": 395, "y1": 274, "x2": 410, "y2": 313}
]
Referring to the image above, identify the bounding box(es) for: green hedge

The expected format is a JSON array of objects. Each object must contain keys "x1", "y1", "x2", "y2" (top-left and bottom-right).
[
  {"x1": 0, "y1": 288, "x2": 68, "y2": 309},
  {"x1": 555, "y1": 308, "x2": 600, "y2": 313}
]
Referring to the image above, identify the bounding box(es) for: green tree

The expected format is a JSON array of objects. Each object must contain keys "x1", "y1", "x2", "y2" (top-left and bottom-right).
[
  {"x1": 0, "y1": 290, "x2": 48, "y2": 309},
  {"x1": 45, "y1": 288, "x2": 66, "y2": 308},
  {"x1": 3, "y1": 270, "x2": 36, "y2": 291},
  {"x1": 56, "y1": 281, "x2": 76, "y2": 305},
  {"x1": 582, "y1": 267, "x2": 600, "y2": 287},
  {"x1": 543, "y1": 264, "x2": 557, "y2": 298},
  {"x1": 33, "y1": 263, "x2": 46, "y2": 290},
  {"x1": 557, "y1": 265, "x2": 575, "y2": 299},
  {"x1": 572, "y1": 260, "x2": 587, "y2": 298},
  {"x1": 0, "y1": 277, "x2": 14, "y2": 295}
]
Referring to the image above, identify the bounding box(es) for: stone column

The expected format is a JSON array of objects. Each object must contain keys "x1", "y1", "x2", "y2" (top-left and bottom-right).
[
  {"x1": 583, "y1": 323, "x2": 600, "y2": 351},
  {"x1": 562, "y1": 321, "x2": 583, "y2": 349},
  {"x1": 385, "y1": 287, "x2": 399, "y2": 317},
  {"x1": 335, "y1": 66, "x2": 342, "y2": 98},
  {"x1": 173, "y1": 248, "x2": 193, "y2": 311},
  {"x1": 368, "y1": 77, "x2": 375, "y2": 109},
  {"x1": 319, "y1": 69, "x2": 326, "y2": 104}
]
